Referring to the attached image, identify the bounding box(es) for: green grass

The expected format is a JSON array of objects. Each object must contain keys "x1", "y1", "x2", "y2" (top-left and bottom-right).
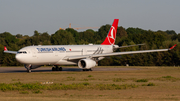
[
  {"x1": 1, "y1": 66, "x2": 180, "y2": 100},
  {"x1": 142, "y1": 82, "x2": 155, "y2": 86},
  {"x1": 88, "y1": 75, "x2": 93, "y2": 77},
  {"x1": 113, "y1": 78, "x2": 125, "y2": 82},
  {"x1": 66, "y1": 77, "x2": 75, "y2": 81},
  {"x1": 0, "y1": 82, "x2": 139, "y2": 91},
  {"x1": 19, "y1": 91, "x2": 29, "y2": 94},
  {"x1": 32, "y1": 90, "x2": 42, "y2": 94},
  {"x1": 162, "y1": 76, "x2": 173, "y2": 78},
  {"x1": 147, "y1": 82, "x2": 155, "y2": 86},
  {"x1": 159, "y1": 76, "x2": 180, "y2": 82},
  {"x1": 136, "y1": 79, "x2": 148, "y2": 82}
]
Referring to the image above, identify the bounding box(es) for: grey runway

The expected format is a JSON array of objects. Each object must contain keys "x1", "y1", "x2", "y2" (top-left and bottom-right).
[{"x1": 0, "y1": 67, "x2": 140, "y2": 73}]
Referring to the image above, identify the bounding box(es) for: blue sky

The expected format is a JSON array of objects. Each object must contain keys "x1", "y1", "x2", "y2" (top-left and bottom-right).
[{"x1": 0, "y1": 0, "x2": 180, "y2": 36}]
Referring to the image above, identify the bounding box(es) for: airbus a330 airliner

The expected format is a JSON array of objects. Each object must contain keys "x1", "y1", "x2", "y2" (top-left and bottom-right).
[{"x1": 4, "y1": 19, "x2": 176, "y2": 72}]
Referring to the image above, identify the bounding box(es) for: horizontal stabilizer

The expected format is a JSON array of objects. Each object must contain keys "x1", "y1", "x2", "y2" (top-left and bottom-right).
[
  {"x1": 169, "y1": 44, "x2": 177, "y2": 50},
  {"x1": 4, "y1": 51, "x2": 17, "y2": 54},
  {"x1": 114, "y1": 44, "x2": 145, "y2": 49},
  {"x1": 4, "y1": 46, "x2": 17, "y2": 54}
]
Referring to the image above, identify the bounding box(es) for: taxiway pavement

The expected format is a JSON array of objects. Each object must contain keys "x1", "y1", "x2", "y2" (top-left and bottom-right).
[{"x1": 0, "y1": 67, "x2": 140, "y2": 73}]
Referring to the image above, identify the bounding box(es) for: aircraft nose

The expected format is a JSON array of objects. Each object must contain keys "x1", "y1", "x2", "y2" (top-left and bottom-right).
[{"x1": 15, "y1": 54, "x2": 24, "y2": 63}]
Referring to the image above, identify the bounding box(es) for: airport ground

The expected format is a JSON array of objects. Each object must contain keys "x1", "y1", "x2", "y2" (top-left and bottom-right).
[{"x1": 0, "y1": 66, "x2": 180, "y2": 101}]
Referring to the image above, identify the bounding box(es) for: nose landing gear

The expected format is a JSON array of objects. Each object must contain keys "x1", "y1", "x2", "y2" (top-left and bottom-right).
[
  {"x1": 24, "y1": 64, "x2": 32, "y2": 73},
  {"x1": 27, "y1": 69, "x2": 31, "y2": 73}
]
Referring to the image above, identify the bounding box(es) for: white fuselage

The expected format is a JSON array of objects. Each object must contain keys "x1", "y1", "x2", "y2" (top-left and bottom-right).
[{"x1": 15, "y1": 45, "x2": 113, "y2": 65}]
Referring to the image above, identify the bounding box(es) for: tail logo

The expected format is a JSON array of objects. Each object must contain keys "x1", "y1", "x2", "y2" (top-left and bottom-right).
[
  {"x1": 4, "y1": 46, "x2": 8, "y2": 51},
  {"x1": 107, "y1": 26, "x2": 116, "y2": 45},
  {"x1": 101, "y1": 19, "x2": 119, "y2": 45}
]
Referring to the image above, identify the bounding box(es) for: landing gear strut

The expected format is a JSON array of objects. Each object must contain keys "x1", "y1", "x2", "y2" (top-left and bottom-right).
[
  {"x1": 24, "y1": 64, "x2": 32, "y2": 73},
  {"x1": 52, "y1": 66, "x2": 62, "y2": 71},
  {"x1": 27, "y1": 69, "x2": 31, "y2": 73}
]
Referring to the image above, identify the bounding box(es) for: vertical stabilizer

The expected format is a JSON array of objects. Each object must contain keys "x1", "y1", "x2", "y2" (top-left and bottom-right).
[{"x1": 101, "y1": 19, "x2": 119, "y2": 45}]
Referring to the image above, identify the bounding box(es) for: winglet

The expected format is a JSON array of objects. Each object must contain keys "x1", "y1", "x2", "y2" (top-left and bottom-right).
[
  {"x1": 169, "y1": 44, "x2": 177, "y2": 50},
  {"x1": 4, "y1": 46, "x2": 8, "y2": 51}
]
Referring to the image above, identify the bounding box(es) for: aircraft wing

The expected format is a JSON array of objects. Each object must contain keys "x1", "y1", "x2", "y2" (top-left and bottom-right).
[{"x1": 65, "y1": 44, "x2": 177, "y2": 60}]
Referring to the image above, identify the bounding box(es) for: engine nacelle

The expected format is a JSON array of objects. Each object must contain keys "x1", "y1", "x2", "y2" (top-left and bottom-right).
[{"x1": 78, "y1": 59, "x2": 96, "y2": 69}]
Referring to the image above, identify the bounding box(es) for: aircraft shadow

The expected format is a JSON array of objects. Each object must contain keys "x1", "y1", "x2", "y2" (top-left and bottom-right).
[
  {"x1": 0, "y1": 67, "x2": 139, "y2": 73},
  {"x1": 0, "y1": 67, "x2": 83, "y2": 73}
]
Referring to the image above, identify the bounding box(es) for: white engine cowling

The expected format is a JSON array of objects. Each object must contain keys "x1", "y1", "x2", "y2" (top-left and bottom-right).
[{"x1": 78, "y1": 59, "x2": 96, "y2": 69}]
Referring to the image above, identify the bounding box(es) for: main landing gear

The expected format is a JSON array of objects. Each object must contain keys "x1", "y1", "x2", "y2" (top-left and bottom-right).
[
  {"x1": 82, "y1": 68, "x2": 92, "y2": 71},
  {"x1": 52, "y1": 66, "x2": 62, "y2": 71}
]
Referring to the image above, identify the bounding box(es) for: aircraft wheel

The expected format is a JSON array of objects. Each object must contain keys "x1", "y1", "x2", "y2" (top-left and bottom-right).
[
  {"x1": 56, "y1": 67, "x2": 59, "y2": 71},
  {"x1": 52, "y1": 67, "x2": 55, "y2": 71},
  {"x1": 27, "y1": 69, "x2": 31, "y2": 73},
  {"x1": 59, "y1": 67, "x2": 62, "y2": 71}
]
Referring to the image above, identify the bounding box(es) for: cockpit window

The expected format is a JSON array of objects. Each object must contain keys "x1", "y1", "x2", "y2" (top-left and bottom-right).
[
  {"x1": 17, "y1": 51, "x2": 27, "y2": 54},
  {"x1": 23, "y1": 51, "x2": 27, "y2": 53}
]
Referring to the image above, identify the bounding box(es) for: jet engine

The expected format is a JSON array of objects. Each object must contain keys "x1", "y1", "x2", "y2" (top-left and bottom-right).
[{"x1": 78, "y1": 59, "x2": 96, "y2": 69}]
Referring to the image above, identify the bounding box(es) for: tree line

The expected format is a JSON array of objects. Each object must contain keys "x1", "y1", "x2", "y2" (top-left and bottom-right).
[{"x1": 0, "y1": 24, "x2": 180, "y2": 66}]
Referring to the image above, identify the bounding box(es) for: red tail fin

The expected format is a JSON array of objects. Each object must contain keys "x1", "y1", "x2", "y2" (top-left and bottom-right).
[
  {"x1": 4, "y1": 46, "x2": 8, "y2": 51},
  {"x1": 101, "y1": 19, "x2": 119, "y2": 45}
]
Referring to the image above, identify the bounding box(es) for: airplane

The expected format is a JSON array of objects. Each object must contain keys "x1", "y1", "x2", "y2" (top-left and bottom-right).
[{"x1": 4, "y1": 19, "x2": 177, "y2": 72}]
